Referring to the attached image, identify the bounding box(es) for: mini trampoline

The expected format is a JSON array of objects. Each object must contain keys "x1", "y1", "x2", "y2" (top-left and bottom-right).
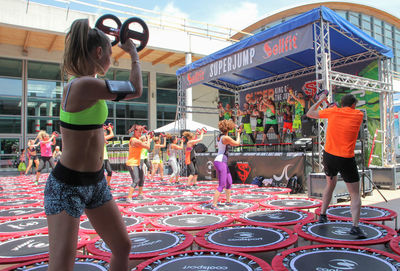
[
  {"x1": 272, "y1": 244, "x2": 400, "y2": 271},
  {"x1": 236, "y1": 208, "x2": 314, "y2": 227},
  {"x1": 151, "y1": 212, "x2": 233, "y2": 231},
  {"x1": 195, "y1": 223, "x2": 297, "y2": 253},
  {"x1": 79, "y1": 215, "x2": 146, "y2": 234},
  {"x1": 194, "y1": 201, "x2": 258, "y2": 214},
  {"x1": 0, "y1": 232, "x2": 89, "y2": 264},
  {"x1": 0, "y1": 206, "x2": 44, "y2": 221},
  {"x1": 0, "y1": 199, "x2": 42, "y2": 208},
  {"x1": 247, "y1": 187, "x2": 292, "y2": 195},
  {"x1": 87, "y1": 228, "x2": 193, "y2": 259},
  {"x1": 260, "y1": 197, "x2": 322, "y2": 210},
  {"x1": 122, "y1": 203, "x2": 192, "y2": 217},
  {"x1": 295, "y1": 220, "x2": 397, "y2": 245},
  {"x1": 230, "y1": 193, "x2": 276, "y2": 203},
  {"x1": 145, "y1": 190, "x2": 193, "y2": 198},
  {"x1": 315, "y1": 205, "x2": 398, "y2": 226},
  {"x1": 5, "y1": 255, "x2": 109, "y2": 271},
  {"x1": 0, "y1": 217, "x2": 48, "y2": 237},
  {"x1": 389, "y1": 236, "x2": 400, "y2": 256},
  {"x1": 135, "y1": 250, "x2": 272, "y2": 271},
  {"x1": 165, "y1": 195, "x2": 213, "y2": 205}
]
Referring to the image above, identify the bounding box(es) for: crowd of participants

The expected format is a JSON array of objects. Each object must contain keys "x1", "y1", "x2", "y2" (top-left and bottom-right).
[{"x1": 218, "y1": 87, "x2": 315, "y2": 144}]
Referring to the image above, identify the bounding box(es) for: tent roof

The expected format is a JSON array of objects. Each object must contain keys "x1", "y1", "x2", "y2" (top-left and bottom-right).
[
  {"x1": 154, "y1": 119, "x2": 218, "y2": 133},
  {"x1": 176, "y1": 6, "x2": 393, "y2": 89}
]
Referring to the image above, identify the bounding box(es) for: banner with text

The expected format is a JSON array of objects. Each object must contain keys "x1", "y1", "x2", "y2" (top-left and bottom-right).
[{"x1": 180, "y1": 24, "x2": 314, "y2": 89}]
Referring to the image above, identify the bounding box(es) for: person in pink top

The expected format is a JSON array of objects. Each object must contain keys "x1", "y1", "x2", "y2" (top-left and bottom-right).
[{"x1": 36, "y1": 130, "x2": 56, "y2": 184}]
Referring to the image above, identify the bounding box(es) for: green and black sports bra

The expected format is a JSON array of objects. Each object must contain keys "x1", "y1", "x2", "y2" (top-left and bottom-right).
[{"x1": 60, "y1": 79, "x2": 108, "y2": 130}]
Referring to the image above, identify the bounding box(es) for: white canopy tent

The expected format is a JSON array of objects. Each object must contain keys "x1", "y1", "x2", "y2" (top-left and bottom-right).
[{"x1": 154, "y1": 118, "x2": 218, "y2": 134}]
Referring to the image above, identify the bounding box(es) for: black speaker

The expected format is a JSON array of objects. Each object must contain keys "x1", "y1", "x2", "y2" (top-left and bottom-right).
[
  {"x1": 301, "y1": 115, "x2": 316, "y2": 137},
  {"x1": 358, "y1": 109, "x2": 368, "y2": 140}
]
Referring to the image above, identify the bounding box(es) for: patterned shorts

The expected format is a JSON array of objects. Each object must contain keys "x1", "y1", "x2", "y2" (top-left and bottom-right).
[{"x1": 44, "y1": 173, "x2": 113, "y2": 218}]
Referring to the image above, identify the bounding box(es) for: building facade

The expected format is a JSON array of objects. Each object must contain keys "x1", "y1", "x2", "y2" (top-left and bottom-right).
[
  {"x1": 0, "y1": 0, "x2": 232, "y2": 170},
  {"x1": 232, "y1": 2, "x2": 400, "y2": 72}
]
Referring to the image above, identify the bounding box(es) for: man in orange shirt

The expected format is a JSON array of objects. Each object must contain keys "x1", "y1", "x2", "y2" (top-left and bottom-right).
[{"x1": 307, "y1": 93, "x2": 365, "y2": 238}]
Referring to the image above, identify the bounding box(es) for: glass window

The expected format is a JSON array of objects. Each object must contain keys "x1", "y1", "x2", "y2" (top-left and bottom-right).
[
  {"x1": 157, "y1": 74, "x2": 177, "y2": 105},
  {"x1": 335, "y1": 10, "x2": 347, "y2": 19},
  {"x1": 0, "y1": 138, "x2": 21, "y2": 170},
  {"x1": 116, "y1": 103, "x2": 148, "y2": 119},
  {"x1": 0, "y1": 78, "x2": 22, "y2": 97},
  {"x1": 26, "y1": 117, "x2": 60, "y2": 134},
  {"x1": 157, "y1": 104, "x2": 176, "y2": 128},
  {"x1": 28, "y1": 61, "x2": 61, "y2": 80},
  {"x1": 0, "y1": 58, "x2": 22, "y2": 77},
  {"x1": 0, "y1": 97, "x2": 22, "y2": 115},
  {"x1": 348, "y1": 12, "x2": 360, "y2": 26},
  {"x1": 27, "y1": 80, "x2": 62, "y2": 99},
  {"x1": 157, "y1": 74, "x2": 177, "y2": 89},
  {"x1": 157, "y1": 89, "x2": 177, "y2": 104},
  {"x1": 375, "y1": 34, "x2": 383, "y2": 43},
  {"x1": 0, "y1": 117, "x2": 21, "y2": 134},
  {"x1": 361, "y1": 19, "x2": 371, "y2": 31}
]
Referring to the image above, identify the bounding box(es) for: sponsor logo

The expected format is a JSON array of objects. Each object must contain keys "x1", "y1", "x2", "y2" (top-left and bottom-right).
[
  {"x1": 178, "y1": 217, "x2": 205, "y2": 224},
  {"x1": 183, "y1": 265, "x2": 228, "y2": 270},
  {"x1": 236, "y1": 162, "x2": 251, "y2": 184},
  {"x1": 263, "y1": 34, "x2": 298, "y2": 59},
  {"x1": 130, "y1": 237, "x2": 162, "y2": 249},
  {"x1": 302, "y1": 80, "x2": 317, "y2": 98},
  {"x1": 261, "y1": 212, "x2": 284, "y2": 219},
  {"x1": 227, "y1": 231, "x2": 263, "y2": 242},
  {"x1": 187, "y1": 70, "x2": 205, "y2": 86},
  {"x1": 316, "y1": 259, "x2": 358, "y2": 270},
  {"x1": 11, "y1": 239, "x2": 48, "y2": 251},
  {"x1": 331, "y1": 226, "x2": 351, "y2": 236},
  {"x1": 273, "y1": 164, "x2": 292, "y2": 182}
]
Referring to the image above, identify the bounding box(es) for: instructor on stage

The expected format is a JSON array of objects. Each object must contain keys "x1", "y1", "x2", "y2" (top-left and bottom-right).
[{"x1": 307, "y1": 93, "x2": 365, "y2": 238}]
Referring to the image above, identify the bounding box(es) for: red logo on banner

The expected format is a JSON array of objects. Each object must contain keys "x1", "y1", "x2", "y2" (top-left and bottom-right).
[
  {"x1": 263, "y1": 35, "x2": 298, "y2": 59},
  {"x1": 302, "y1": 80, "x2": 317, "y2": 98},
  {"x1": 187, "y1": 70, "x2": 205, "y2": 86},
  {"x1": 236, "y1": 162, "x2": 251, "y2": 184}
]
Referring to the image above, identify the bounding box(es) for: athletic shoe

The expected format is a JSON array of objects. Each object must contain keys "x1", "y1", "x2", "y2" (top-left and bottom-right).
[
  {"x1": 318, "y1": 214, "x2": 328, "y2": 223},
  {"x1": 126, "y1": 198, "x2": 133, "y2": 203},
  {"x1": 225, "y1": 202, "x2": 235, "y2": 206},
  {"x1": 209, "y1": 205, "x2": 219, "y2": 210},
  {"x1": 349, "y1": 226, "x2": 367, "y2": 239}
]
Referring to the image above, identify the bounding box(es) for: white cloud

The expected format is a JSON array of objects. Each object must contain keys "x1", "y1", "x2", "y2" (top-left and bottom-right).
[
  {"x1": 210, "y1": 2, "x2": 260, "y2": 31},
  {"x1": 152, "y1": 2, "x2": 190, "y2": 27}
]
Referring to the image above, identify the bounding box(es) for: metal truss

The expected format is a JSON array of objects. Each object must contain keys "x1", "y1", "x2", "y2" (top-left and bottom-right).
[
  {"x1": 380, "y1": 58, "x2": 396, "y2": 166},
  {"x1": 176, "y1": 18, "x2": 395, "y2": 171},
  {"x1": 314, "y1": 18, "x2": 331, "y2": 171},
  {"x1": 177, "y1": 75, "x2": 186, "y2": 132},
  {"x1": 329, "y1": 71, "x2": 392, "y2": 93}
]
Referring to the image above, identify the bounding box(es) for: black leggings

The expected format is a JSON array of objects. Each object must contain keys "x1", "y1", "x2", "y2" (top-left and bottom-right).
[
  {"x1": 128, "y1": 165, "x2": 144, "y2": 188},
  {"x1": 37, "y1": 156, "x2": 55, "y2": 173},
  {"x1": 104, "y1": 160, "x2": 112, "y2": 177},
  {"x1": 140, "y1": 158, "x2": 152, "y2": 172}
]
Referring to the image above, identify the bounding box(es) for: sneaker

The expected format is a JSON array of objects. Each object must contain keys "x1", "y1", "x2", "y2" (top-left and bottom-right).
[
  {"x1": 126, "y1": 198, "x2": 133, "y2": 203},
  {"x1": 349, "y1": 226, "x2": 367, "y2": 239},
  {"x1": 134, "y1": 195, "x2": 144, "y2": 200},
  {"x1": 225, "y1": 202, "x2": 235, "y2": 206},
  {"x1": 318, "y1": 214, "x2": 328, "y2": 223},
  {"x1": 209, "y1": 205, "x2": 219, "y2": 210}
]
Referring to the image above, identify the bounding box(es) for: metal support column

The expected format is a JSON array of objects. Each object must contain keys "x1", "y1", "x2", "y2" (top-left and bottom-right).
[{"x1": 314, "y1": 18, "x2": 331, "y2": 172}]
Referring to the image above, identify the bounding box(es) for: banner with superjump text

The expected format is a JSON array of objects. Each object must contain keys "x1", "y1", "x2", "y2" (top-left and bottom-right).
[{"x1": 179, "y1": 24, "x2": 314, "y2": 89}]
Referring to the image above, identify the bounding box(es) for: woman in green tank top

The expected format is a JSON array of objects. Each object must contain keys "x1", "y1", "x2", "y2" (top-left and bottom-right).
[{"x1": 262, "y1": 98, "x2": 281, "y2": 143}]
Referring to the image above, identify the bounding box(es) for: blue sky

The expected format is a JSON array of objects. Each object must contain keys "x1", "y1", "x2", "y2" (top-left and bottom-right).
[{"x1": 31, "y1": 0, "x2": 400, "y2": 31}]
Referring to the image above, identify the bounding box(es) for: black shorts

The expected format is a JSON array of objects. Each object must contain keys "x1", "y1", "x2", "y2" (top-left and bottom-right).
[
  {"x1": 264, "y1": 124, "x2": 279, "y2": 135},
  {"x1": 323, "y1": 151, "x2": 359, "y2": 183}
]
